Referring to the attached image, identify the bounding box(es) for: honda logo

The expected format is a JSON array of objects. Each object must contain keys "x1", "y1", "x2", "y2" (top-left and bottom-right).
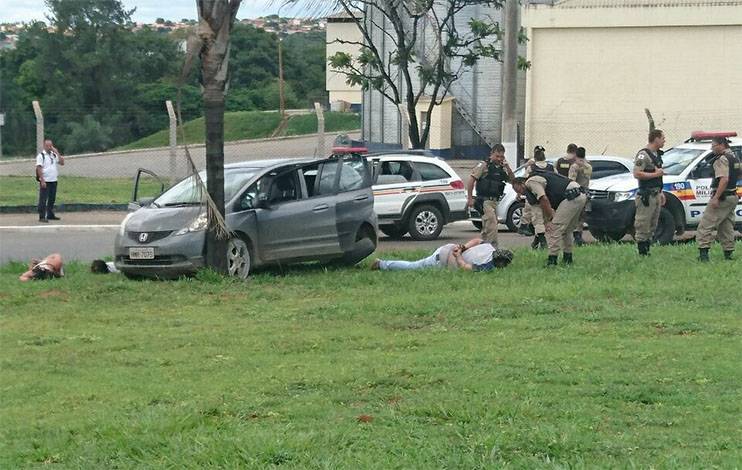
[{"x1": 139, "y1": 233, "x2": 149, "y2": 243}]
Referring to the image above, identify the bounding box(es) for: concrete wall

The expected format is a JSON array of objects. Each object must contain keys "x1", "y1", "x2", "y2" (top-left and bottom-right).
[
  {"x1": 326, "y1": 20, "x2": 363, "y2": 106},
  {"x1": 523, "y1": 4, "x2": 742, "y2": 157}
]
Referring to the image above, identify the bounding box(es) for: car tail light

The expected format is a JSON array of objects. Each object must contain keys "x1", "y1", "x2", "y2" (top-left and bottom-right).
[{"x1": 451, "y1": 180, "x2": 464, "y2": 189}]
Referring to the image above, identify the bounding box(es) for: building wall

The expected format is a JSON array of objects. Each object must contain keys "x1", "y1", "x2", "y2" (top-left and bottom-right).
[
  {"x1": 326, "y1": 20, "x2": 363, "y2": 106},
  {"x1": 523, "y1": 4, "x2": 742, "y2": 157}
]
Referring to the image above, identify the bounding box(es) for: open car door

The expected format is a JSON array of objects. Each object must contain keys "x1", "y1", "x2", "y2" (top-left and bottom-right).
[{"x1": 129, "y1": 168, "x2": 165, "y2": 211}]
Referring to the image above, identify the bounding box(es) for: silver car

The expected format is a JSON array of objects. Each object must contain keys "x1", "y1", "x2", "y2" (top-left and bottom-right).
[{"x1": 114, "y1": 156, "x2": 378, "y2": 279}]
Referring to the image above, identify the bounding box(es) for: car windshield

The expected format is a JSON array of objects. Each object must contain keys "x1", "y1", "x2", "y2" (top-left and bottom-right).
[
  {"x1": 660, "y1": 148, "x2": 705, "y2": 176},
  {"x1": 154, "y1": 169, "x2": 257, "y2": 207}
]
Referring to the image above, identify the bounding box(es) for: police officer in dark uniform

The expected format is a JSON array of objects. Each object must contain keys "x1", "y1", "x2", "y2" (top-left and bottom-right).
[
  {"x1": 512, "y1": 168, "x2": 588, "y2": 266},
  {"x1": 633, "y1": 129, "x2": 666, "y2": 256},
  {"x1": 696, "y1": 136, "x2": 741, "y2": 261},
  {"x1": 520, "y1": 146, "x2": 553, "y2": 249},
  {"x1": 555, "y1": 143, "x2": 578, "y2": 177},
  {"x1": 467, "y1": 144, "x2": 514, "y2": 245}
]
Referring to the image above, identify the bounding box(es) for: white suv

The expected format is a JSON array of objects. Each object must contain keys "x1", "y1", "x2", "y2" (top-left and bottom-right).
[
  {"x1": 587, "y1": 132, "x2": 742, "y2": 244},
  {"x1": 368, "y1": 151, "x2": 468, "y2": 240}
]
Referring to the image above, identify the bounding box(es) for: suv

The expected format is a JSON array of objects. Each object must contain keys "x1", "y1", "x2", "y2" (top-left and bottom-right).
[
  {"x1": 114, "y1": 155, "x2": 378, "y2": 279},
  {"x1": 367, "y1": 151, "x2": 468, "y2": 240},
  {"x1": 586, "y1": 132, "x2": 742, "y2": 244},
  {"x1": 470, "y1": 156, "x2": 633, "y2": 231}
]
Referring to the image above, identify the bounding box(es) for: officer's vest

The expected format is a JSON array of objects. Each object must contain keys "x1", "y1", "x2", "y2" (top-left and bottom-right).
[
  {"x1": 711, "y1": 151, "x2": 742, "y2": 190},
  {"x1": 637, "y1": 148, "x2": 664, "y2": 191},
  {"x1": 524, "y1": 170, "x2": 572, "y2": 210},
  {"x1": 475, "y1": 161, "x2": 508, "y2": 198},
  {"x1": 555, "y1": 157, "x2": 574, "y2": 177}
]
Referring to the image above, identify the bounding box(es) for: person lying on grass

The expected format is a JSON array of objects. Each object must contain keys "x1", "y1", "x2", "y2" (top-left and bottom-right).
[
  {"x1": 19, "y1": 253, "x2": 65, "y2": 281},
  {"x1": 90, "y1": 259, "x2": 118, "y2": 274},
  {"x1": 371, "y1": 238, "x2": 514, "y2": 271}
]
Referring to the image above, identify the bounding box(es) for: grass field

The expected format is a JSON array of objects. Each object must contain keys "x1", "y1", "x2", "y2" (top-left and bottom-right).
[
  {"x1": 115, "y1": 111, "x2": 361, "y2": 151},
  {"x1": 0, "y1": 176, "x2": 166, "y2": 206},
  {"x1": 1, "y1": 243, "x2": 740, "y2": 468}
]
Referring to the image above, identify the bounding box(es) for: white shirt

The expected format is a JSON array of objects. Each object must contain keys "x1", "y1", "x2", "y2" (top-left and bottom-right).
[
  {"x1": 36, "y1": 151, "x2": 60, "y2": 182},
  {"x1": 461, "y1": 243, "x2": 496, "y2": 265}
]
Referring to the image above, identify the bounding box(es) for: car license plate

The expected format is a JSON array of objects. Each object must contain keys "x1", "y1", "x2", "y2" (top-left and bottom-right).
[{"x1": 129, "y1": 247, "x2": 154, "y2": 259}]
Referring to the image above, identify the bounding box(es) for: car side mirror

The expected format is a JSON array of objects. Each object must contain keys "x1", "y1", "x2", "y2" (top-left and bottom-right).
[
  {"x1": 139, "y1": 197, "x2": 155, "y2": 207},
  {"x1": 257, "y1": 193, "x2": 270, "y2": 209}
]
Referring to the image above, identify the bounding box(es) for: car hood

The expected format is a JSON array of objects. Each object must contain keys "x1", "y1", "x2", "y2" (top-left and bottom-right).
[
  {"x1": 125, "y1": 205, "x2": 204, "y2": 232},
  {"x1": 590, "y1": 173, "x2": 687, "y2": 192}
]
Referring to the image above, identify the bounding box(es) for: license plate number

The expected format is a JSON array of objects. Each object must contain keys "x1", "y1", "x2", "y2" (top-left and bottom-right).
[{"x1": 129, "y1": 247, "x2": 154, "y2": 259}]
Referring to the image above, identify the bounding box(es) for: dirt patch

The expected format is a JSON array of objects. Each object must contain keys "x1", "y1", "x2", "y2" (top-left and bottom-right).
[{"x1": 37, "y1": 289, "x2": 70, "y2": 299}]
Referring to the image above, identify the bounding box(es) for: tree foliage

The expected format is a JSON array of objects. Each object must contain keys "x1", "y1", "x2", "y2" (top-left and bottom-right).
[{"x1": 326, "y1": 0, "x2": 525, "y2": 149}]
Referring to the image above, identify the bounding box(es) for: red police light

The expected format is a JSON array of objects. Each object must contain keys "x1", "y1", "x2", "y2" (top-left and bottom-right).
[
  {"x1": 689, "y1": 131, "x2": 737, "y2": 141},
  {"x1": 332, "y1": 146, "x2": 368, "y2": 153}
]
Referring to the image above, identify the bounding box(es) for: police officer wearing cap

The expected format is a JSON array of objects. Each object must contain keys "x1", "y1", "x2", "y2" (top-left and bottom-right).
[
  {"x1": 633, "y1": 129, "x2": 666, "y2": 256},
  {"x1": 568, "y1": 147, "x2": 592, "y2": 246},
  {"x1": 520, "y1": 145, "x2": 552, "y2": 249},
  {"x1": 512, "y1": 169, "x2": 588, "y2": 266},
  {"x1": 467, "y1": 144, "x2": 514, "y2": 246},
  {"x1": 555, "y1": 143, "x2": 578, "y2": 177},
  {"x1": 696, "y1": 136, "x2": 741, "y2": 261}
]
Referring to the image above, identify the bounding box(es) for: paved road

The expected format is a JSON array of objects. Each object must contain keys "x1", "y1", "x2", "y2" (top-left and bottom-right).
[{"x1": 0, "y1": 132, "x2": 363, "y2": 179}]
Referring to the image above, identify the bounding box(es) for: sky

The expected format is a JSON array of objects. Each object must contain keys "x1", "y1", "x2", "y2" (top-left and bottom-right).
[{"x1": 0, "y1": 0, "x2": 316, "y2": 24}]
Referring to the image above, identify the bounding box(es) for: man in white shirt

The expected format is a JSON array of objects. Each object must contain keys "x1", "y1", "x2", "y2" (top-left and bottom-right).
[
  {"x1": 36, "y1": 139, "x2": 65, "y2": 223},
  {"x1": 371, "y1": 238, "x2": 514, "y2": 271}
]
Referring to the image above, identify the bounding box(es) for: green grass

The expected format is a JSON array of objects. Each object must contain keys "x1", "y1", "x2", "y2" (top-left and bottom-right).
[
  {"x1": 115, "y1": 111, "x2": 361, "y2": 151},
  {"x1": 1, "y1": 243, "x2": 740, "y2": 469},
  {"x1": 0, "y1": 176, "x2": 166, "y2": 206}
]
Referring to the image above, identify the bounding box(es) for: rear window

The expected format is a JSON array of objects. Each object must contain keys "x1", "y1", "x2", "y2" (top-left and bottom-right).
[{"x1": 415, "y1": 162, "x2": 451, "y2": 181}]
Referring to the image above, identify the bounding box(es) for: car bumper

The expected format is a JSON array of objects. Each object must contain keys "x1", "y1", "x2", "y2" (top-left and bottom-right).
[
  {"x1": 586, "y1": 199, "x2": 635, "y2": 232},
  {"x1": 114, "y1": 230, "x2": 205, "y2": 279}
]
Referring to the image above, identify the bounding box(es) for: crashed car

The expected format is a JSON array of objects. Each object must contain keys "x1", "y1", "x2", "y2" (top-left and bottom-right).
[{"x1": 114, "y1": 155, "x2": 378, "y2": 279}]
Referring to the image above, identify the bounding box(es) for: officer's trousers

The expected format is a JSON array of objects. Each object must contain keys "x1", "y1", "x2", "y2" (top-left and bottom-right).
[
  {"x1": 481, "y1": 199, "x2": 499, "y2": 245},
  {"x1": 522, "y1": 201, "x2": 545, "y2": 234},
  {"x1": 696, "y1": 195, "x2": 739, "y2": 251},
  {"x1": 634, "y1": 192, "x2": 661, "y2": 242},
  {"x1": 548, "y1": 194, "x2": 587, "y2": 256}
]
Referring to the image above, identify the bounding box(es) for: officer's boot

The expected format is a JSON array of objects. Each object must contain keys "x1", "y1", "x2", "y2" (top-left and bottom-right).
[
  {"x1": 531, "y1": 235, "x2": 540, "y2": 249},
  {"x1": 518, "y1": 224, "x2": 535, "y2": 236},
  {"x1": 573, "y1": 230, "x2": 585, "y2": 247},
  {"x1": 637, "y1": 241, "x2": 650, "y2": 257},
  {"x1": 723, "y1": 250, "x2": 734, "y2": 261},
  {"x1": 546, "y1": 255, "x2": 558, "y2": 267},
  {"x1": 562, "y1": 252, "x2": 573, "y2": 265},
  {"x1": 698, "y1": 247, "x2": 710, "y2": 262},
  {"x1": 537, "y1": 233, "x2": 548, "y2": 250}
]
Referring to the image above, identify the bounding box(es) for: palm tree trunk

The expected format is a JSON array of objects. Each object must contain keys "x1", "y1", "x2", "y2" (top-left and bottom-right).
[{"x1": 203, "y1": 89, "x2": 227, "y2": 272}]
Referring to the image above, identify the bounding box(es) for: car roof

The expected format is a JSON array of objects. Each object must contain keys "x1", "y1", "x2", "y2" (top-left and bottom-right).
[
  {"x1": 672, "y1": 137, "x2": 742, "y2": 151},
  {"x1": 224, "y1": 158, "x2": 317, "y2": 170}
]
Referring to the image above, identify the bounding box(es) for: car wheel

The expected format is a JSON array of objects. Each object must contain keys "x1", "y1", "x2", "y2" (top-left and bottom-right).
[
  {"x1": 408, "y1": 204, "x2": 443, "y2": 241},
  {"x1": 588, "y1": 228, "x2": 626, "y2": 243},
  {"x1": 471, "y1": 220, "x2": 483, "y2": 230},
  {"x1": 227, "y1": 237, "x2": 251, "y2": 279},
  {"x1": 653, "y1": 207, "x2": 675, "y2": 245},
  {"x1": 380, "y1": 224, "x2": 408, "y2": 239},
  {"x1": 330, "y1": 226, "x2": 378, "y2": 266},
  {"x1": 506, "y1": 201, "x2": 525, "y2": 233}
]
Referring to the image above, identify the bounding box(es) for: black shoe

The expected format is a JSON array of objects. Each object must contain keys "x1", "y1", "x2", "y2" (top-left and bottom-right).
[
  {"x1": 531, "y1": 233, "x2": 547, "y2": 250},
  {"x1": 723, "y1": 250, "x2": 734, "y2": 261},
  {"x1": 573, "y1": 231, "x2": 585, "y2": 247},
  {"x1": 546, "y1": 255, "x2": 558, "y2": 266},
  {"x1": 39, "y1": 218, "x2": 49, "y2": 223},
  {"x1": 638, "y1": 241, "x2": 650, "y2": 256},
  {"x1": 47, "y1": 215, "x2": 61, "y2": 221},
  {"x1": 698, "y1": 248, "x2": 710, "y2": 262},
  {"x1": 531, "y1": 236, "x2": 540, "y2": 249},
  {"x1": 518, "y1": 224, "x2": 535, "y2": 236},
  {"x1": 562, "y1": 252, "x2": 573, "y2": 265}
]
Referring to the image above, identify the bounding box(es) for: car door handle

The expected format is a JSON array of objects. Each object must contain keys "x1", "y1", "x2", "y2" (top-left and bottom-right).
[
  {"x1": 313, "y1": 204, "x2": 329, "y2": 212},
  {"x1": 353, "y1": 194, "x2": 369, "y2": 201}
]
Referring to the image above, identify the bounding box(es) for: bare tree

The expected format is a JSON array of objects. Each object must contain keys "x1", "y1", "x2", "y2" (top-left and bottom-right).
[{"x1": 326, "y1": 0, "x2": 525, "y2": 149}]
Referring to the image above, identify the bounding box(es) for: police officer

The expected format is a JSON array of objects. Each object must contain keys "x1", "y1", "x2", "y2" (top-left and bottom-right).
[
  {"x1": 633, "y1": 129, "x2": 666, "y2": 256},
  {"x1": 555, "y1": 143, "x2": 578, "y2": 177},
  {"x1": 467, "y1": 144, "x2": 514, "y2": 246},
  {"x1": 520, "y1": 145, "x2": 552, "y2": 249},
  {"x1": 512, "y1": 171, "x2": 588, "y2": 266},
  {"x1": 568, "y1": 146, "x2": 592, "y2": 246},
  {"x1": 696, "y1": 136, "x2": 741, "y2": 261}
]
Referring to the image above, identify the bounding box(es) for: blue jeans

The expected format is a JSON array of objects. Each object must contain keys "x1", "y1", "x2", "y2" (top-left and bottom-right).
[{"x1": 380, "y1": 247, "x2": 442, "y2": 270}]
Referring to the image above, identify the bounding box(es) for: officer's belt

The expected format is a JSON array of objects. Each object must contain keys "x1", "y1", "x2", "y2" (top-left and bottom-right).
[
  {"x1": 637, "y1": 188, "x2": 661, "y2": 195},
  {"x1": 564, "y1": 187, "x2": 585, "y2": 201},
  {"x1": 477, "y1": 195, "x2": 500, "y2": 201}
]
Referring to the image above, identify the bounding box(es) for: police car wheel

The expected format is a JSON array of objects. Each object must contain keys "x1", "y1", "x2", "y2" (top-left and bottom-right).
[
  {"x1": 408, "y1": 205, "x2": 443, "y2": 241},
  {"x1": 227, "y1": 237, "x2": 251, "y2": 279},
  {"x1": 506, "y1": 201, "x2": 525, "y2": 233},
  {"x1": 653, "y1": 208, "x2": 675, "y2": 246},
  {"x1": 380, "y1": 224, "x2": 408, "y2": 239}
]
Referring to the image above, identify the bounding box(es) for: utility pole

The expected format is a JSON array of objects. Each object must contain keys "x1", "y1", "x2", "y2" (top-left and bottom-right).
[{"x1": 501, "y1": 0, "x2": 519, "y2": 168}]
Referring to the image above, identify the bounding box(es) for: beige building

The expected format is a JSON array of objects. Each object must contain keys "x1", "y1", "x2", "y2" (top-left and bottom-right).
[
  {"x1": 326, "y1": 12, "x2": 363, "y2": 111},
  {"x1": 522, "y1": 0, "x2": 742, "y2": 158}
]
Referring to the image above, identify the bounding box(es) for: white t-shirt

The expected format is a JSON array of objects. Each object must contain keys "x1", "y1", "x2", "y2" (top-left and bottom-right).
[
  {"x1": 106, "y1": 262, "x2": 118, "y2": 273},
  {"x1": 461, "y1": 243, "x2": 496, "y2": 265},
  {"x1": 36, "y1": 151, "x2": 60, "y2": 182}
]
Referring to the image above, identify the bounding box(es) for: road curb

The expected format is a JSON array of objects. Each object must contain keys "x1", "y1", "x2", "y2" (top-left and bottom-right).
[{"x1": 0, "y1": 204, "x2": 128, "y2": 214}]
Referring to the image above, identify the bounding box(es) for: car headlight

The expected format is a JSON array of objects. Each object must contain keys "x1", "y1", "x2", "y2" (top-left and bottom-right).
[
  {"x1": 118, "y1": 212, "x2": 134, "y2": 237},
  {"x1": 612, "y1": 191, "x2": 635, "y2": 202},
  {"x1": 175, "y1": 213, "x2": 207, "y2": 236}
]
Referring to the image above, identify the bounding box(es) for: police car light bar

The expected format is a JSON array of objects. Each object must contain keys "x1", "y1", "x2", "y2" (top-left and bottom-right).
[
  {"x1": 332, "y1": 146, "x2": 368, "y2": 153},
  {"x1": 687, "y1": 131, "x2": 738, "y2": 142}
]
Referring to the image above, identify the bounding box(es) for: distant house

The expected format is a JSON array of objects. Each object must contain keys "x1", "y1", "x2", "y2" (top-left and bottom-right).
[{"x1": 522, "y1": 0, "x2": 742, "y2": 157}]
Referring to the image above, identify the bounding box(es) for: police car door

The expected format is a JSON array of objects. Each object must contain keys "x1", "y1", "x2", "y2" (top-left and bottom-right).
[
  {"x1": 372, "y1": 159, "x2": 419, "y2": 224},
  {"x1": 686, "y1": 156, "x2": 715, "y2": 225}
]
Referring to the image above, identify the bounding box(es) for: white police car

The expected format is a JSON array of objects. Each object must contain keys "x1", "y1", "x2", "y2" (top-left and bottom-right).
[
  {"x1": 586, "y1": 131, "x2": 742, "y2": 244},
  {"x1": 368, "y1": 151, "x2": 468, "y2": 240}
]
